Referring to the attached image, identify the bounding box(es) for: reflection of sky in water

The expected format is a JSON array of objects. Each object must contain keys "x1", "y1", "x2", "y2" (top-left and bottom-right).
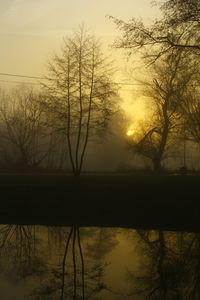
[{"x1": 0, "y1": 226, "x2": 199, "y2": 299}]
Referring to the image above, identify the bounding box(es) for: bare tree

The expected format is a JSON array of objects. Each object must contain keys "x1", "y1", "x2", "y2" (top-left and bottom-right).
[
  {"x1": 127, "y1": 51, "x2": 194, "y2": 173},
  {"x1": 42, "y1": 26, "x2": 119, "y2": 176},
  {"x1": 179, "y1": 77, "x2": 200, "y2": 145},
  {"x1": 110, "y1": 0, "x2": 200, "y2": 62},
  {"x1": 0, "y1": 87, "x2": 57, "y2": 169},
  {"x1": 161, "y1": 0, "x2": 200, "y2": 27}
]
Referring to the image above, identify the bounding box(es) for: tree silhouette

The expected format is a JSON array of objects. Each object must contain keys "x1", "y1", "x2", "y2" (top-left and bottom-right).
[
  {"x1": 126, "y1": 230, "x2": 200, "y2": 300},
  {"x1": 127, "y1": 51, "x2": 193, "y2": 172},
  {"x1": 110, "y1": 0, "x2": 200, "y2": 62},
  {"x1": 0, "y1": 87, "x2": 57, "y2": 169},
  {"x1": 42, "y1": 25, "x2": 119, "y2": 176}
]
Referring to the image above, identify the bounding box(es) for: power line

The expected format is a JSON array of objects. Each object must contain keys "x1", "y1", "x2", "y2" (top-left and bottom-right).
[
  {"x1": 0, "y1": 72, "x2": 143, "y2": 85},
  {"x1": 0, "y1": 72, "x2": 45, "y2": 80},
  {"x1": 0, "y1": 79, "x2": 40, "y2": 85},
  {"x1": 0, "y1": 72, "x2": 199, "y2": 87},
  {"x1": 117, "y1": 82, "x2": 143, "y2": 86},
  {"x1": 0, "y1": 79, "x2": 134, "y2": 89}
]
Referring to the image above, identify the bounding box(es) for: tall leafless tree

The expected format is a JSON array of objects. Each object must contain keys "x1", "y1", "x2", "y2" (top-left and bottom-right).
[{"x1": 42, "y1": 26, "x2": 119, "y2": 176}]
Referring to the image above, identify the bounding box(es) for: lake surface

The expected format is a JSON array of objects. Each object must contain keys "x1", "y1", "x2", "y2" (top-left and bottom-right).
[{"x1": 0, "y1": 225, "x2": 199, "y2": 299}]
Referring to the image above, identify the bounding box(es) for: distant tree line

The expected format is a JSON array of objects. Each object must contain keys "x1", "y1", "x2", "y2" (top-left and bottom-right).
[{"x1": 0, "y1": 87, "x2": 67, "y2": 170}]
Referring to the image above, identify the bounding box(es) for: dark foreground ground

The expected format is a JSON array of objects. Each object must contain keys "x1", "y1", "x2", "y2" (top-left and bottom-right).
[{"x1": 0, "y1": 173, "x2": 199, "y2": 233}]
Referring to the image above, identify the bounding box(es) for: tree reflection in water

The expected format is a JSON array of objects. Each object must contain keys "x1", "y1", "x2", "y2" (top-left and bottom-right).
[
  {"x1": 60, "y1": 226, "x2": 84, "y2": 300},
  {"x1": 0, "y1": 226, "x2": 200, "y2": 299},
  {"x1": 0, "y1": 225, "x2": 118, "y2": 299},
  {"x1": 126, "y1": 230, "x2": 200, "y2": 300},
  {"x1": 0, "y1": 225, "x2": 44, "y2": 280}
]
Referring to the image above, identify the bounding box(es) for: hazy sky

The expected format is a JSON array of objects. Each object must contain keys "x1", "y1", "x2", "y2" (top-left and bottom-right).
[{"x1": 0, "y1": 0, "x2": 161, "y2": 120}]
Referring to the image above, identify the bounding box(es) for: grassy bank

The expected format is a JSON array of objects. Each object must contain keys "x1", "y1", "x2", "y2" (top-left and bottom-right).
[{"x1": 0, "y1": 174, "x2": 199, "y2": 233}]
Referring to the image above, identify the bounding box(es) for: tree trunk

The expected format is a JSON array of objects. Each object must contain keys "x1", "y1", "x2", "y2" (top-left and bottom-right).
[{"x1": 153, "y1": 157, "x2": 162, "y2": 174}]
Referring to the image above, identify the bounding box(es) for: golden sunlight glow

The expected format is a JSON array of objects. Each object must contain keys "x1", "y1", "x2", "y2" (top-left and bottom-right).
[{"x1": 126, "y1": 128, "x2": 135, "y2": 137}]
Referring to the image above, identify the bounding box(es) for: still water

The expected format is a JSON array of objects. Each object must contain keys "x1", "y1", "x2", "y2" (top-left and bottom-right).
[{"x1": 0, "y1": 226, "x2": 199, "y2": 299}]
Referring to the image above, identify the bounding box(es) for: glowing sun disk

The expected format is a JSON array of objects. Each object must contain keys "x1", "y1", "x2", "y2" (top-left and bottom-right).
[{"x1": 126, "y1": 129, "x2": 134, "y2": 136}]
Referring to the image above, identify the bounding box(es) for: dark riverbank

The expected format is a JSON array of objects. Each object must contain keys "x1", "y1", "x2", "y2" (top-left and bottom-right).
[{"x1": 0, "y1": 174, "x2": 199, "y2": 232}]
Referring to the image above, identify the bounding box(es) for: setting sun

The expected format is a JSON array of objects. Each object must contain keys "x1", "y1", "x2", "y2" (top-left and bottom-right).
[{"x1": 126, "y1": 128, "x2": 135, "y2": 136}]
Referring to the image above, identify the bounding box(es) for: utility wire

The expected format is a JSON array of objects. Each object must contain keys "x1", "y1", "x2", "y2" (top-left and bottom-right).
[
  {"x1": 0, "y1": 72, "x2": 145, "y2": 86},
  {"x1": 0, "y1": 79, "x2": 40, "y2": 85},
  {"x1": 0, "y1": 79, "x2": 136, "y2": 90},
  {"x1": 0, "y1": 72, "x2": 46, "y2": 80},
  {"x1": 0, "y1": 72, "x2": 199, "y2": 87}
]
